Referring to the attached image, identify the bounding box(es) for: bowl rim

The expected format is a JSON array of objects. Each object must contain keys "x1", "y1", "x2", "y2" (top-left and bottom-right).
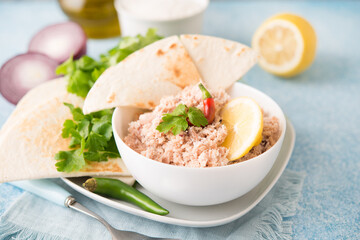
[
  {"x1": 112, "y1": 82, "x2": 286, "y2": 171},
  {"x1": 114, "y1": 0, "x2": 209, "y2": 23}
]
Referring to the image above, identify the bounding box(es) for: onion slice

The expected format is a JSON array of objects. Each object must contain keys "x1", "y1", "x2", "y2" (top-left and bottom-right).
[
  {"x1": 0, "y1": 53, "x2": 58, "y2": 104},
  {"x1": 28, "y1": 22, "x2": 87, "y2": 63}
]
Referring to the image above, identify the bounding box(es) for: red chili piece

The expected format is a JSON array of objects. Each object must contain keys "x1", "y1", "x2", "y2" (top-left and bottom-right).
[
  {"x1": 199, "y1": 83, "x2": 216, "y2": 124},
  {"x1": 203, "y1": 98, "x2": 215, "y2": 124}
]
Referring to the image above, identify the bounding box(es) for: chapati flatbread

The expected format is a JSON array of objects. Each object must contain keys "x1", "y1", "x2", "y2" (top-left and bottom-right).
[
  {"x1": 0, "y1": 78, "x2": 130, "y2": 183},
  {"x1": 83, "y1": 35, "x2": 258, "y2": 113},
  {"x1": 82, "y1": 36, "x2": 201, "y2": 114},
  {"x1": 0, "y1": 78, "x2": 67, "y2": 135},
  {"x1": 180, "y1": 34, "x2": 259, "y2": 90}
]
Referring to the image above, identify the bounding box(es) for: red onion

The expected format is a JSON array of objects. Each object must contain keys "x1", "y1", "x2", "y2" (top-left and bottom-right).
[
  {"x1": 0, "y1": 53, "x2": 58, "y2": 104},
  {"x1": 28, "y1": 22, "x2": 87, "y2": 63}
]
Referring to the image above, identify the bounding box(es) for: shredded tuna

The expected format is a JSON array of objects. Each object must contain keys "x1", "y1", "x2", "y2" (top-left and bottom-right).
[
  {"x1": 124, "y1": 85, "x2": 230, "y2": 167},
  {"x1": 124, "y1": 85, "x2": 280, "y2": 168}
]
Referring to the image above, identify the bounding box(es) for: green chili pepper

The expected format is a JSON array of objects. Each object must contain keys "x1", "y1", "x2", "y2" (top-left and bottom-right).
[{"x1": 83, "y1": 178, "x2": 169, "y2": 216}]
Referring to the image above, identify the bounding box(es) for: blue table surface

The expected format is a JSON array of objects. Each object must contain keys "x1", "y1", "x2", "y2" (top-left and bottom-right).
[{"x1": 0, "y1": 0, "x2": 359, "y2": 239}]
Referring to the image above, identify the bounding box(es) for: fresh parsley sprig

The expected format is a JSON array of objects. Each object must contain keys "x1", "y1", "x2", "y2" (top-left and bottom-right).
[
  {"x1": 55, "y1": 103, "x2": 119, "y2": 172},
  {"x1": 54, "y1": 29, "x2": 162, "y2": 172},
  {"x1": 56, "y1": 29, "x2": 163, "y2": 98},
  {"x1": 156, "y1": 104, "x2": 208, "y2": 135}
]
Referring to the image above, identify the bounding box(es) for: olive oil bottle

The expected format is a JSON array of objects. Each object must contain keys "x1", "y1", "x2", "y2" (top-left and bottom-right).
[{"x1": 58, "y1": 0, "x2": 120, "y2": 39}]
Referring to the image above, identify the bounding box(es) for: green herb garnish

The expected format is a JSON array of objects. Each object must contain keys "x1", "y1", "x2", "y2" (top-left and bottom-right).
[
  {"x1": 55, "y1": 103, "x2": 119, "y2": 172},
  {"x1": 156, "y1": 104, "x2": 208, "y2": 135},
  {"x1": 55, "y1": 29, "x2": 162, "y2": 172},
  {"x1": 56, "y1": 28, "x2": 163, "y2": 98}
]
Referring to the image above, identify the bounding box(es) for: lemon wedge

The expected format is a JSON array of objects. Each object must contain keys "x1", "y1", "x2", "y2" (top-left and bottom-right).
[
  {"x1": 252, "y1": 13, "x2": 317, "y2": 78},
  {"x1": 221, "y1": 97, "x2": 263, "y2": 161}
]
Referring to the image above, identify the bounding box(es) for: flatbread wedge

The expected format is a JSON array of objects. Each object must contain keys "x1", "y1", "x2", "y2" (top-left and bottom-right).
[
  {"x1": 0, "y1": 78, "x2": 68, "y2": 135},
  {"x1": 180, "y1": 34, "x2": 259, "y2": 91},
  {"x1": 82, "y1": 36, "x2": 201, "y2": 114},
  {"x1": 0, "y1": 78, "x2": 130, "y2": 183}
]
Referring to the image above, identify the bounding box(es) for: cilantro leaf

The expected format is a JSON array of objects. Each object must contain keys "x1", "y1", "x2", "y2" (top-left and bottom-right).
[
  {"x1": 68, "y1": 128, "x2": 82, "y2": 148},
  {"x1": 156, "y1": 116, "x2": 177, "y2": 133},
  {"x1": 188, "y1": 107, "x2": 208, "y2": 127},
  {"x1": 56, "y1": 103, "x2": 120, "y2": 172},
  {"x1": 77, "y1": 56, "x2": 98, "y2": 71},
  {"x1": 85, "y1": 132, "x2": 108, "y2": 152},
  {"x1": 55, "y1": 138, "x2": 85, "y2": 172},
  {"x1": 84, "y1": 151, "x2": 119, "y2": 162},
  {"x1": 84, "y1": 151, "x2": 107, "y2": 162},
  {"x1": 55, "y1": 149, "x2": 85, "y2": 172},
  {"x1": 78, "y1": 118, "x2": 90, "y2": 139},
  {"x1": 156, "y1": 115, "x2": 188, "y2": 135},
  {"x1": 91, "y1": 67, "x2": 105, "y2": 80},
  {"x1": 90, "y1": 108, "x2": 113, "y2": 119},
  {"x1": 67, "y1": 70, "x2": 94, "y2": 98},
  {"x1": 170, "y1": 117, "x2": 188, "y2": 135},
  {"x1": 63, "y1": 103, "x2": 84, "y2": 121},
  {"x1": 169, "y1": 104, "x2": 187, "y2": 116},
  {"x1": 105, "y1": 136, "x2": 120, "y2": 154},
  {"x1": 56, "y1": 56, "x2": 75, "y2": 75},
  {"x1": 92, "y1": 116, "x2": 113, "y2": 140},
  {"x1": 156, "y1": 104, "x2": 208, "y2": 135},
  {"x1": 61, "y1": 120, "x2": 76, "y2": 138}
]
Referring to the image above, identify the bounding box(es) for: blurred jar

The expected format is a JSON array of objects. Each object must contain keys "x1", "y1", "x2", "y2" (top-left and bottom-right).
[
  {"x1": 115, "y1": 0, "x2": 208, "y2": 37},
  {"x1": 58, "y1": 0, "x2": 120, "y2": 39}
]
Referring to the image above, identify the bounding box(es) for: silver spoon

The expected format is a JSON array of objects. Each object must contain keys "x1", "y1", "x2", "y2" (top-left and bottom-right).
[{"x1": 12, "y1": 179, "x2": 174, "y2": 240}]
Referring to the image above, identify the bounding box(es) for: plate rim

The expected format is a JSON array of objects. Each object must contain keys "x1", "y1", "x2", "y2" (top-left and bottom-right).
[{"x1": 62, "y1": 119, "x2": 295, "y2": 228}]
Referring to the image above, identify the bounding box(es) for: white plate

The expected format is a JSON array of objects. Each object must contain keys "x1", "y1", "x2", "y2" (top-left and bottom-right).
[{"x1": 62, "y1": 119, "x2": 295, "y2": 228}]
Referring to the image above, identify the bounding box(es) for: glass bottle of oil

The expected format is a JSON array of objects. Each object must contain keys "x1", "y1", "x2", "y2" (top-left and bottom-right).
[{"x1": 58, "y1": 0, "x2": 120, "y2": 39}]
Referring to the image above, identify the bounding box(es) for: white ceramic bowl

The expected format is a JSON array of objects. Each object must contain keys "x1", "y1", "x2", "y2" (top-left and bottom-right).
[
  {"x1": 112, "y1": 83, "x2": 286, "y2": 206},
  {"x1": 114, "y1": 0, "x2": 209, "y2": 37}
]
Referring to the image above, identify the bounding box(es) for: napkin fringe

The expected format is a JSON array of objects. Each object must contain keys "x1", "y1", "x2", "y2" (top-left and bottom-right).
[
  {"x1": 0, "y1": 171, "x2": 305, "y2": 240},
  {"x1": 253, "y1": 170, "x2": 305, "y2": 240},
  {"x1": 0, "y1": 220, "x2": 64, "y2": 240}
]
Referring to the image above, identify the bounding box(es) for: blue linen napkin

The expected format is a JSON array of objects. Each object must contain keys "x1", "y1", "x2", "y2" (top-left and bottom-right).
[{"x1": 0, "y1": 170, "x2": 305, "y2": 240}]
